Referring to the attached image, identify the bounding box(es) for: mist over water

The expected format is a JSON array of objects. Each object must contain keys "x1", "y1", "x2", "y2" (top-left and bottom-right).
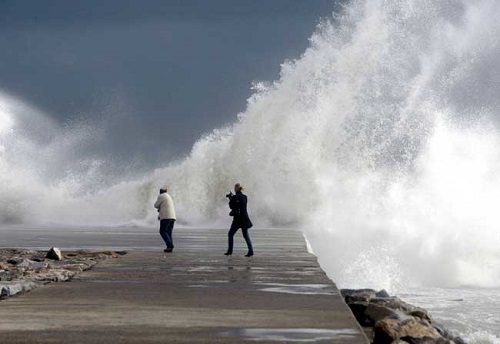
[
  {"x1": 2, "y1": 0, "x2": 500, "y2": 302},
  {"x1": 0, "y1": 92, "x2": 153, "y2": 226}
]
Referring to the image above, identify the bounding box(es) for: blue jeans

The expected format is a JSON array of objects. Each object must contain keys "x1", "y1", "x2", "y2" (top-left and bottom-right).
[
  {"x1": 159, "y1": 219, "x2": 175, "y2": 249},
  {"x1": 227, "y1": 221, "x2": 253, "y2": 255}
]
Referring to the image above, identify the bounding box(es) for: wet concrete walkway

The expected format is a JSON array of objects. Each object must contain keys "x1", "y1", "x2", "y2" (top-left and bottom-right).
[{"x1": 0, "y1": 227, "x2": 368, "y2": 343}]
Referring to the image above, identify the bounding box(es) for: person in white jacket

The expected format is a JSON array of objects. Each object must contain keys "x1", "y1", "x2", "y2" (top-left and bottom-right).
[{"x1": 154, "y1": 187, "x2": 177, "y2": 252}]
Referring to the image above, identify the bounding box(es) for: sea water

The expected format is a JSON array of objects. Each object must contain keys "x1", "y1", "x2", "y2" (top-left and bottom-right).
[
  {"x1": 402, "y1": 287, "x2": 500, "y2": 341},
  {"x1": 1, "y1": 0, "x2": 500, "y2": 342}
]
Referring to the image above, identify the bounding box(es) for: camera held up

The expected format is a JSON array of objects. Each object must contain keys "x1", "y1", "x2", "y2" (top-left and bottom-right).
[{"x1": 226, "y1": 191, "x2": 238, "y2": 217}]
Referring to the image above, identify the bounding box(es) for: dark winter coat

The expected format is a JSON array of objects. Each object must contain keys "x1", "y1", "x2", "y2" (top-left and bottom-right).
[{"x1": 229, "y1": 191, "x2": 253, "y2": 229}]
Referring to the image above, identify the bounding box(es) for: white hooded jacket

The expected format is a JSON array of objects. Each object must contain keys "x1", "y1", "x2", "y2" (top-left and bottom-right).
[{"x1": 154, "y1": 193, "x2": 176, "y2": 220}]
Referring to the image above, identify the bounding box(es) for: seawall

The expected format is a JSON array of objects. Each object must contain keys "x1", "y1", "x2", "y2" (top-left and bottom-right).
[{"x1": 0, "y1": 226, "x2": 368, "y2": 343}]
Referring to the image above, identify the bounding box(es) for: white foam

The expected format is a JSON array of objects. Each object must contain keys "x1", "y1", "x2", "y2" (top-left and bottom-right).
[{"x1": 2, "y1": 1, "x2": 500, "y2": 293}]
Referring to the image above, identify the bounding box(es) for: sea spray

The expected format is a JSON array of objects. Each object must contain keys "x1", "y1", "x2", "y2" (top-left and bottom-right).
[
  {"x1": 167, "y1": 0, "x2": 500, "y2": 290},
  {"x1": 2, "y1": 0, "x2": 500, "y2": 293},
  {"x1": 0, "y1": 92, "x2": 156, "y2": 226}
]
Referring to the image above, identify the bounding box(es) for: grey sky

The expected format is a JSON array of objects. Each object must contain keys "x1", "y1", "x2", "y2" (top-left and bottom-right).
[{"x1": 0, "y1": 0, "x2": 337, "y2": 171}]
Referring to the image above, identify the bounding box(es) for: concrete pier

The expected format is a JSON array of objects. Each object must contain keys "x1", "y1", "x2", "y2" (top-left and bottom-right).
[{"x1": 0, "y1": 227, "x2": 368, "y2": 343}]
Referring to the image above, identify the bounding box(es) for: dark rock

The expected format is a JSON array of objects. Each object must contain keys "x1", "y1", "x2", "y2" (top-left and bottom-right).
[
  {"x1": 366, "y1": 303, "x2": 411, "y2": 324},
  {"x1": 399, "y1": 317, "x2": 441, "y2": 340},
  {"x1": 7, "y1": 258, "x2": 23, "y2": 265},
  {"x1": 370, "y1": 297, "x2": 420, "y2": 314},
  {"x1": 433, "y1": 322, "x2": 453, "y2": 339},
  {"x1": 376, "y1": 289, "x2": 391, "y2": 298},
  {"x1": 46, "y1": 247, "x2": 63, "y2": 261},
  {"x1": 374, "y1": 317, "x2": 442, "y2": 344},
  {"x1": 341, "y1": 288, "x2": 377, "y2": 298},
  {"x1": 348, "y1": 302, "x2": 369, "y2": 325},
  {"x1": 345, "y1": 294, "x2": 372, "y2": 304},
  {"x1": 433, "y1": 323, "x2": 466, "y2": 344},
  {"x1": 342, "y1": 287, "x2": 464, "y2": 344},
  {"x1": 373, "y1": 318, "x2": 400, "y2": 344},
  {"x1": 341, "y1": 288, "x2": 377, "y2": 303},
  {"x1": 410, "y1": 309, "x2": 432, "y2": 322}
]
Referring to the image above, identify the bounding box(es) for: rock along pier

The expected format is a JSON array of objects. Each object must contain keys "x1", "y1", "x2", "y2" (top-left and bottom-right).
[{"x1": 0, "y1": 226, "x2": 368, "y2": 343}]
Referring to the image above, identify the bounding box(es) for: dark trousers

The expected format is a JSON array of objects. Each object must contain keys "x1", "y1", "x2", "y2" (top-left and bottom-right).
[
  {"x1": 227, "y1": 221, "x2": 253, "y2": 255},
  {"x1": 159, "y1": 219, "x2": 175, "y2": 249}
]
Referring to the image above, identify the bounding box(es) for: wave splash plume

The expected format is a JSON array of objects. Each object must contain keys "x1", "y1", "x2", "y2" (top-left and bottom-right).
[{"x1": 2, "y1": 0, "x2": 500, "y2": 294}]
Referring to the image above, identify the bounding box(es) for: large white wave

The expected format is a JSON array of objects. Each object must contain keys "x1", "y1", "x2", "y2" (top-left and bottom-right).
[
  {"x1": 0, "y1": 92, "x2": 154, "y2": 226},
  {"x1": 2, "y1": 0, "x2": 500, "y2": 291}
]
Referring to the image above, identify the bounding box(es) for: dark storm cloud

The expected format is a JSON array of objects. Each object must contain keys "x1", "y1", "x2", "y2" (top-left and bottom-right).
[
  {"x1": 0, "y1": 0, "x2": 336, "y2": 170},
  {"x1": 0, "y1": 0, "x2": 333, "y2": 25}
]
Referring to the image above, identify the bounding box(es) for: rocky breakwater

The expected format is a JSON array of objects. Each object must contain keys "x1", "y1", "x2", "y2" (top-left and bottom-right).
[
  {"x1": 0, "y1": 248, "x2": 126, "y2": 299},
  {"x1": 341, "y1": 289, "x2": 466, "y2": 344}
]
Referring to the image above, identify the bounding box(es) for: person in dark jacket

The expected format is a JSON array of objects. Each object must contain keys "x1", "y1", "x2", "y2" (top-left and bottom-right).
[{"x1": 224, "y1": 183, "x2": 254, "y2": 257}]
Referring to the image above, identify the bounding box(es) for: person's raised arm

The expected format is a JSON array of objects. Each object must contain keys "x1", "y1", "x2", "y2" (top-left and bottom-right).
[{"x1": 154, "y1": 195, "x2": 163, "y2": 209}]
